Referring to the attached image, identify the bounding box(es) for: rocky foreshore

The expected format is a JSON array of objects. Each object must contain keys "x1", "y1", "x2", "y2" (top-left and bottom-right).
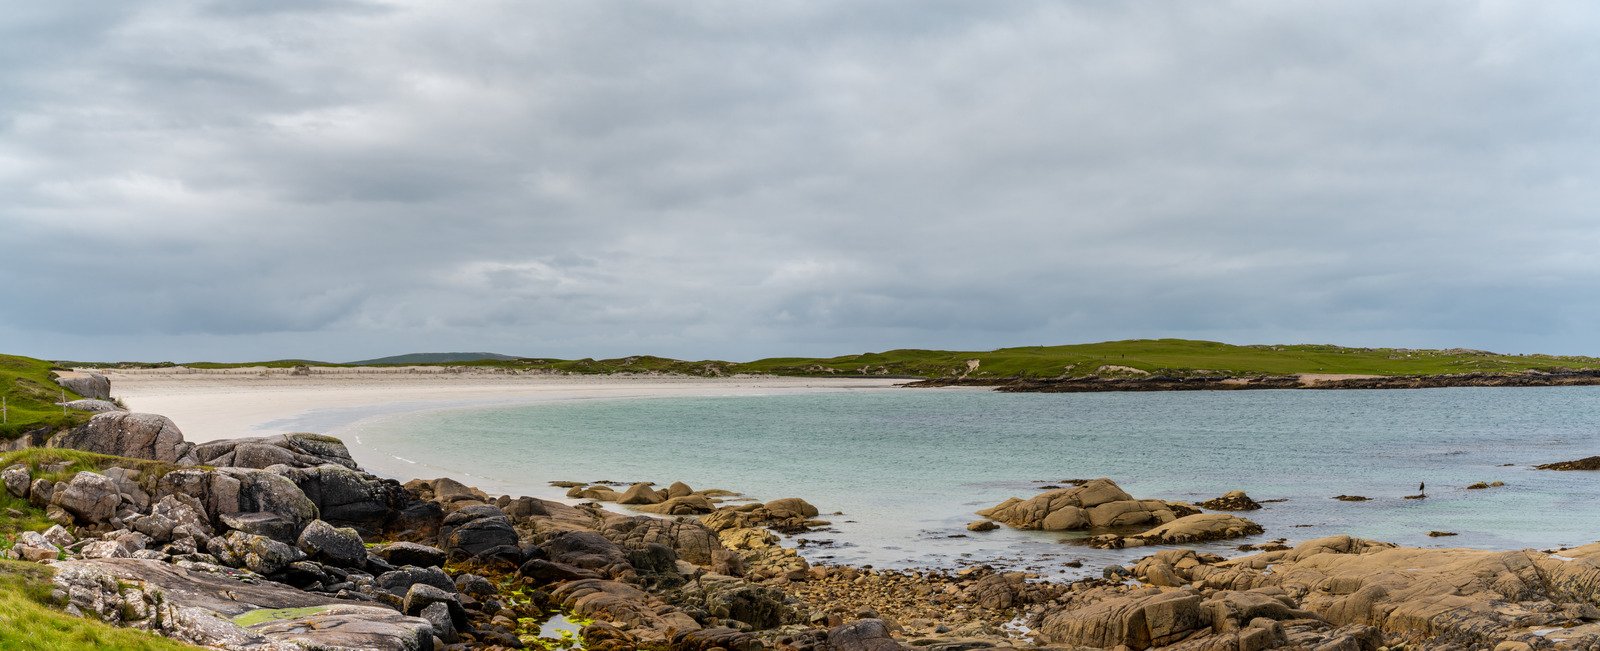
[
  {"x1": 906, "y1": 369, "x2": 1600, "y2": 392},
  {"x1": 6, "y1": 400, "x2": 1600, "y2": 649}
]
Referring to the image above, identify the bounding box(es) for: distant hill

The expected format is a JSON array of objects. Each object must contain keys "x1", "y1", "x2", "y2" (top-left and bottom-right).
[{"x1": 347, "y1": 352, "x2": 522, "y2": 365}]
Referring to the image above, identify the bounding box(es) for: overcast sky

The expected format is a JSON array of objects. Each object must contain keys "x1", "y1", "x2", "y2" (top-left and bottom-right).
[{"x1": 2, "y1": 1, "x2": 1598, "y2": 363}]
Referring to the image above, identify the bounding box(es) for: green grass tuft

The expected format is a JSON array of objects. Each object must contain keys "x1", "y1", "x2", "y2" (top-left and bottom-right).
[
  {"x1": 230, "y1": 606, "x2": 332, "y2": 628},
  {"x1": 0, "y1": 559, "x2": 201, "y2": 650}
]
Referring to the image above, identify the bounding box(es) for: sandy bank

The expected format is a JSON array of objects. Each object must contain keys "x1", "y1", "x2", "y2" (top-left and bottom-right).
[{"x1": 104, "y1": 371, "x2": 906, "y2": 442}]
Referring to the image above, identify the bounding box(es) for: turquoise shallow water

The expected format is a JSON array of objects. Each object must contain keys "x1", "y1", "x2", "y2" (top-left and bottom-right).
[{"x1": 338, "y1": 386, "x2": 1600, "y2": 578}]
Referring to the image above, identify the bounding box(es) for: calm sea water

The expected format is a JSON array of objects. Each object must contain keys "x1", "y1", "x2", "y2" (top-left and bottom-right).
[{"x1": 335, "y1": 387, "x2": 1600, "y2": 578}]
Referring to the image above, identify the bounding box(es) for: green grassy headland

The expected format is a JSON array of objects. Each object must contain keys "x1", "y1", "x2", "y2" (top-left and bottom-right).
[{"x1": 51, "y1": 339, "x2": 1600, "y2": 380}]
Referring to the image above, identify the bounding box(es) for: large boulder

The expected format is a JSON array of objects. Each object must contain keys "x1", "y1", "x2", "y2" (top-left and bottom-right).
[
  {"x1": 1038, "y1": 588, "x2": 1205, "y2": 649},
  {"x1": 276, "y1": 464, "x2": 407, "y2": 536},
  {"x1": 439, "y1": 505, "x2": 517, "y2": 558},
  {"x1": 190, "y1": 433, "x2": 358, "y2": 470},
  {"x1": 296, "y1": 519, "x2": 366, "y2": 567},
  {"x1": 53, "y1": 558, "x2": 434, "y2": 650},
  {"x1": 51, "y1": 412, "x2": 190, "y2": 464},
  {"x1": 217, "y1": 531, "x2": 307, "y2": 575},
  {"x1": 53, "y1": 371, "x2": 110, "y2": 400},
  {"x1": 50, "y1": 471, "x2": 123, "y2": 525}
]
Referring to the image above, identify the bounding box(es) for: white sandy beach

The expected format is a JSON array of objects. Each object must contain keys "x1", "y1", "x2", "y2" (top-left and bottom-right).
[{"x1": 104, "y1": 369, "x2": 907, "y2": 443}]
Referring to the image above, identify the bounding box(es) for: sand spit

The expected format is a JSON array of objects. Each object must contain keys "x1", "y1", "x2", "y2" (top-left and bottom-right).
[{"x1": 104, "y1": 370, "x2": 906, "y2": 443}]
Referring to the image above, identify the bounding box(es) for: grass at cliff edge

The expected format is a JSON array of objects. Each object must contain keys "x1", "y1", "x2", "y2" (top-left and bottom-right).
[{"x1": 0, "y1": 560, "x2": 202, "y2": 650}]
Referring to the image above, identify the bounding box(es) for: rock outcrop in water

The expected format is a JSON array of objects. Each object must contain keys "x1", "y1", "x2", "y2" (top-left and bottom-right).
[
  {"x1": 1536, "y1": 456, "x2": 1600, "y2": 471},
  {"x1": 976, "y1": 477, "x2": 1199, "y2": 531},
  {"x1": 975, "y1": 478, "x2": 1265, "y2": 550}
]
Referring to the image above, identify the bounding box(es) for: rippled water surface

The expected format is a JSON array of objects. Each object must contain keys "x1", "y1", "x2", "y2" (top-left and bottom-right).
[{"x1": 340, "y1": 386, "x2": 1600, "y2": 578}]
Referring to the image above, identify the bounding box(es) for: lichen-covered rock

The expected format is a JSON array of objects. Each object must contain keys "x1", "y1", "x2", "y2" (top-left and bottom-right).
[
  {"x1": 189, "y1": 433, "x2": 359, "y2": 470},
  {"x1": 221, "y1": 531, "x2": 307, "y2": 575}
]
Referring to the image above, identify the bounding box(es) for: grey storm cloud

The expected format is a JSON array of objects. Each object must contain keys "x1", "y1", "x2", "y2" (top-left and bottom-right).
[{"x1": 2, "y1": 0, "x2": 1598, "y2": 362}]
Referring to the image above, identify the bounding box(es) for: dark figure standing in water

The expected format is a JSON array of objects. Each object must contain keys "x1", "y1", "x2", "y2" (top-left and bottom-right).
[{"x1": 1419, "y1": 482, "x2": 1426, "y2": 495}]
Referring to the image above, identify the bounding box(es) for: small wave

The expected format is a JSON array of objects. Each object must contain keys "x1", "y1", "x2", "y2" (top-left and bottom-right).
[{"x1": 392, "y1": 455, "x2": 418, "y2": 464}]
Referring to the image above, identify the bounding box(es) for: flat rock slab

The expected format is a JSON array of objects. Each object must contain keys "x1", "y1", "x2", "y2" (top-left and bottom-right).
[{"x1": 53, "y1": 558, "x2": 433, "y2": 650}]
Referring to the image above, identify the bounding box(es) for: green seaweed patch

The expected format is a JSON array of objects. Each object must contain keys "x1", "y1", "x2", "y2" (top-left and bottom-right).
[{"x1": 232, "y1": 605, "x2": 333, "y2": 628}]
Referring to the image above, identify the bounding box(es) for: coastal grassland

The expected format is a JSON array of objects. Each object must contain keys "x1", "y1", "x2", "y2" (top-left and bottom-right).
[
  {"x1": 0, "y1": 354, "x2": 88, "y2": 439},
  {"x1": 52, "y1": 339, "x2": 1600, "y2": 380},
  {"x1": 0, "y1": 559, "x2": 201, "y2": 651}
]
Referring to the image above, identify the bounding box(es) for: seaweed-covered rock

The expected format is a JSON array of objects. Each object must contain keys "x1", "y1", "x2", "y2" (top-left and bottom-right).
[{"x1": 1197, "y1": 490, "x2": 1262, "y2": 511}]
